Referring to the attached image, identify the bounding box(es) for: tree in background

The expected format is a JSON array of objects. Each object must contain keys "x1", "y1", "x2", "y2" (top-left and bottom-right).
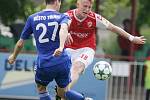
[
  {"x1": 0, "y1": 0, "x2": 131, "y2": 25},
  {"x1": 98, "y1": 0, "x2": 130, "y2": 19},
  {"x1": 0, "y1": 0, "x2": 149, "y2": 27},
  {"x1": 0, "y1": 0, "x2": 44, "y2": 25},
  {"x1": 137, "y1": 0, "x2": 150, "y2": 28},
  {"x1": 0, "y1": 0, "x2": 149, "y2": 53}
]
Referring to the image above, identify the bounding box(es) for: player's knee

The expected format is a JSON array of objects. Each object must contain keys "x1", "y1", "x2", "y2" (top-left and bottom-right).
[
  {"x1": 36, "y1": 84, "x2": 47, "y2": 93},
  {"x1": 57, "y1": 90, "x2": 65, "y2": 98},
  {"x1": 72, "y1": 65, "x2": 84, "y2": 75},
  {"x1": 57, "y1": 87, "x2": 68, "y2": 99}
]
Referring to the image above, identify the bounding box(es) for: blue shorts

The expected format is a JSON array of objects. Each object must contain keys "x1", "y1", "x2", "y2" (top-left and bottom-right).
[{"x1": 35, "y1": 60, "x2": 71, "y2": 88}]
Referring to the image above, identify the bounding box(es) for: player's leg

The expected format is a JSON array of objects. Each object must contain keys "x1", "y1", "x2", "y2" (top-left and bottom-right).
[
  {"x1": 68, "y1": 61, "x2": 85, "y2": 89},
  {"x1": 55, "y1": 59, "x2": 71, "y2": 99},
  {"x1": 35, "y1": 66, "x2": 55, "y2": 100},
  {"x1": 55, "y1": 60, "x2": 93, "y2": 100},
  {"x1": 66, "y1": 90, "x2": 94, "y2": 100},
  {"x1": 56, "y1": 86, "x2": 67, "y2": 100},
  {"x1": 36, "y1": 83, "x2": 51, "y2": 100},
  {"x1": 67, "y1": 47, "x2": 95, "y2": 89},
  {"x1": 56, "y1": 86, "x2": 93, "y2": 100},
  {"x1": 66, "y1": 48, "x2": 85, "y2": 89}
]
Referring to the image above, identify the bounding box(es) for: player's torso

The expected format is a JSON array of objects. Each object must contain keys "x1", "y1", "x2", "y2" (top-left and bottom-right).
[
  {"x1": 66, "y1": 10, "x2": 97, "y2": 50},
  {"x1": 30, "y1": 10, "x2": 70, "y2": 67},
  {"x1": 31, "y1": 11, "x2": 61, "y2": 54}
]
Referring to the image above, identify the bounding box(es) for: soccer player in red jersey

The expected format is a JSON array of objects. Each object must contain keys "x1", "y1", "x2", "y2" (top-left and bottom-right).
[{"x1": 65, "y1": 0, "x2": 146, "y2": 89}]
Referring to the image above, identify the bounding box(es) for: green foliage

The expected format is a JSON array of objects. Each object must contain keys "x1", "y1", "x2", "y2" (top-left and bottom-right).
[
  {"x1": 137, "y1": 0, "x2": 150, "y2": 27},
  {"x1": 60, "y1": 0, "x2": 130, "y2": 19},
  {"x1": 100, "y1": 32, "x2": 121, "y2": 55},
  {"x1": 24, "y1": 3, "x2": 45, "y2": 18},
  {"x1": 100, "y1": 0, "x2": 130, "y2": 19},
  {"x1": 0, "y1": 0, "x2": 35, "y2": 25},
  {"x1": 60, "y1": 0, "x2": 77, "y2": 12},
  {"x1": 0, "y1": 34, "x2": 15, "y2": 51},
  {"x1": 141, "y1": 26, "x2": 150, "y2": 44},
  {"x1": 0, "y1": 0, "x2": 132, "y2": 25}
]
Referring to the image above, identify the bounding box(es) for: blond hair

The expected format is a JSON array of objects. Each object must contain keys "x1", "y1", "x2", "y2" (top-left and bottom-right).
[{"x1": 77, "y1": 0, "x2": 94, "y2": 4}]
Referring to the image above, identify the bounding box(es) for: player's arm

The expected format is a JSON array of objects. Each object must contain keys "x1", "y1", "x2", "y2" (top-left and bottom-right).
[
  {"x1": 8, "y1": 39, "x2": 24, "y2": 64},
  {"x1": 8, "y1": 16, "x2": 33, "y2": 64},
  {"x1": 53, "y1": 21, "x2": 71, "y2": 56},
  {"x1": 107, "y1": 23, "x2": 146, "y2": 44},
  {"x1": 96, "y1": 14, "x2": 146, "y2": 44},
  {"x1": 64, "y1": 12, "x2": 73, "y2": 45},
  {"x1": 60, "y1": 23, "x2": 69, "y2": 48}
]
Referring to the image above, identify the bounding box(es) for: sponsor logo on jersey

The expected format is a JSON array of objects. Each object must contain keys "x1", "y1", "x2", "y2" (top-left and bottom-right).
[
  {"x1": 70, "y1": 31, "x2": 89, "y2": 38},
  {"x1": 87, "y1": 21, "x2": 92, "y2": 28}
]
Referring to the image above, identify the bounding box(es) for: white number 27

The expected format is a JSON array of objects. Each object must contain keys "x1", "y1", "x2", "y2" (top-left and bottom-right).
[{"x1": 36, "y1": 22, "x2": 59, "y2": 43}]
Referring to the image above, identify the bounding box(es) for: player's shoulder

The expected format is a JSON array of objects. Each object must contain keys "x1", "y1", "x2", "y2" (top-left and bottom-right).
[
  {"x1": 87, "y1": 11, "x2": 97, "y2": 19},
  {"x1": 66, "y1": 9, "x2": 74, "y2": 14},
  {"x1": 65, "y1": 9, "x2": 75, "y2": 17},
  {"x1": 88, "y1": 12, "x2": 105, "y2": 21},
  {"x1": 30, "y1": 10, "x2": 65, "y2": 19},
  {"x1": 60, "y1": 11, "x2": 70, "y2": 19}
]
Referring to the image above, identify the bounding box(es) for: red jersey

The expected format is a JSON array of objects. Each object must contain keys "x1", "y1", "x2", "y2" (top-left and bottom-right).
[{"x1": 65, "y1": 9, "x2": 109, "y2": 50}]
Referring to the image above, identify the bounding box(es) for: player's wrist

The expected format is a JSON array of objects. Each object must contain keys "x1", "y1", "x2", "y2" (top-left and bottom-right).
[
  {"x1": 11, "y1": 54, "x2": 16, "y2": 59},
  {"x1": 68, "y1": 33, "x2": 71, "y2": 36},
  {"x1": 59, "y1": 46, "x2": 64, "y2": 50},
  {"x1": 129, "y1": 35, "x2": 135, "y2": 41}
]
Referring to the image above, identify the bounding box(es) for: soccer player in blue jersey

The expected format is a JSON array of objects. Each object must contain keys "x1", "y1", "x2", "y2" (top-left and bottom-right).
[{"x1": 8, "y1": 0, "x2": 92, "y2": 100}]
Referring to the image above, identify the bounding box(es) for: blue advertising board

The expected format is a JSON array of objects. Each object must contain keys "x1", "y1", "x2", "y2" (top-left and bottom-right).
[{"x1": 0, "y1": 52, "x2": 106, "y2": 100}]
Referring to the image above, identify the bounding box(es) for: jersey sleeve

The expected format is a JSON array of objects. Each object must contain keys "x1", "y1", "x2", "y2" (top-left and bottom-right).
[
  {"x1": 60, "y1": 14, "x2": 71, "y2": 26},
  {"x1": 96, "y1": 14, "x2": 110, "y2": 30},
  {"x1": 20, "y1": 16, "x2": 33, "y2": 40},
  {"x1": 64, "y1": 12, "x2": 69, "y2": 16}
]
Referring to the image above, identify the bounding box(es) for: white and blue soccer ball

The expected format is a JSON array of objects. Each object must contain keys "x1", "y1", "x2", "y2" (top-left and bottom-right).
[{"x1": 93, "y1": 61, "x2": 112, "y2": 80}]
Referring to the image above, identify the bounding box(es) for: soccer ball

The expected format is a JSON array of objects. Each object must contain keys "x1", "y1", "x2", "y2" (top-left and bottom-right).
[{"x1": 93, "y1": 61, "x2": 112, "y2": 80}]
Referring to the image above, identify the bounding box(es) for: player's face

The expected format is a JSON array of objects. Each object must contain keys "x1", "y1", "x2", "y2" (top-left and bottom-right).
[{"x1": 77, "y1": 0, "x2": 92, "y2": 17}]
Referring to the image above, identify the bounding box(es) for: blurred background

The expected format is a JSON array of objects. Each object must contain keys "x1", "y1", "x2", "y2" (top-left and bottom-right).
[{"x1": 0, "y1": 0, "x2": 150, "y2": 100}]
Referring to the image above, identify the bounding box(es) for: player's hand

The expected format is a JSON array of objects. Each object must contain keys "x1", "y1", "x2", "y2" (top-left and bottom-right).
[
  {"x1": 8, "y1": 54, "x2": 16, "y2": 64},
  {"x1": 65, "y1": 33, "x2": 73, "y2": 46},
  {"x1": 132, "y1": 36, "x2": 146, "y2": 44},
  {"x1": 53, "y1": 47, "x2": 63, "y2": 57}
]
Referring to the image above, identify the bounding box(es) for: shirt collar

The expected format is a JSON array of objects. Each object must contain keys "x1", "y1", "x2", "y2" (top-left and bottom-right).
[{"x1": 43, "y1": 9, "x2": 56, "y2": 11}]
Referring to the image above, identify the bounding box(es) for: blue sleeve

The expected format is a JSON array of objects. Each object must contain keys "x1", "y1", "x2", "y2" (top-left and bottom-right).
[
  {"x1": 20, "y1": 16, "x2": 33, "y2": 40},
  {"x1": 60, "y1": 14, "x2": 71, "y2": 25}
]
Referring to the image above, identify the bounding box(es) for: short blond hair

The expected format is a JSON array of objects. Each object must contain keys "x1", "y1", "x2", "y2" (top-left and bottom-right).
[{"x1": 77, "y1": 0, "x2": 94, "y2": 4}]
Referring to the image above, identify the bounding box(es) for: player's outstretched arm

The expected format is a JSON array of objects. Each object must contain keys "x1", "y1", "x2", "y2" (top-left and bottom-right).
[
  {"x1": 8, "y1": 39, "x2": 24, "y2": 64},
  {"x1": 107, "y1": 23, "x2": 146, "y2": 44}
]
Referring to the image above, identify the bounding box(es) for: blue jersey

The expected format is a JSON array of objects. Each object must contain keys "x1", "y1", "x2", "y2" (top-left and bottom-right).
[{"x1": 20, "y1": 9, "x2": 71, "y2": 68}]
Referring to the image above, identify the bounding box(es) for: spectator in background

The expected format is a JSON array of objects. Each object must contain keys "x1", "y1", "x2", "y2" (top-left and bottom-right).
[
  {"x1": 118, "y1": 19, "x2": 142, "y2": 60},
  {"x1": 144, "y1": 49, "x2": 150, "y2": 100}
]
